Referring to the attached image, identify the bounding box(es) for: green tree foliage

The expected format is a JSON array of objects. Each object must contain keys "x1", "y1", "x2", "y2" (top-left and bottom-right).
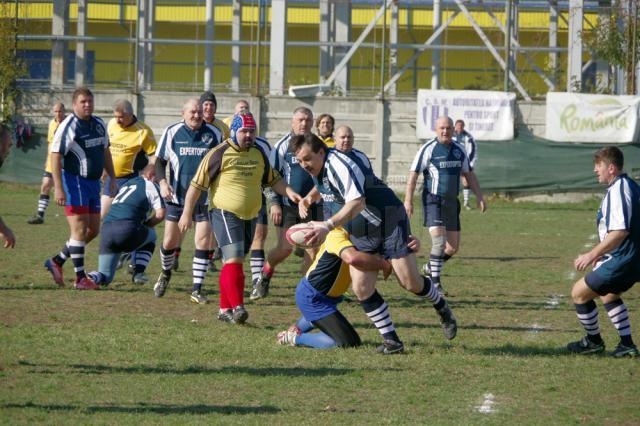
[
  {"x1": 0, "y1": 1, "x2": 23, "y2": 123},
  {"x1": 586, "y1": 1, "x2": 640, "y2": 94}
]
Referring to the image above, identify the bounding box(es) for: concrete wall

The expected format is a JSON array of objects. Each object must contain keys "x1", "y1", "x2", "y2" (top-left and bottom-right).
[{"x1": 17, "y1": 89, "x2": 547, "y2": 189}]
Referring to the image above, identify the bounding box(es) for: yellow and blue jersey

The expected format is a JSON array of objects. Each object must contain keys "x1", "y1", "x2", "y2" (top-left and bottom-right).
[
  {"x1": 107, "y1": 116, "x2": 157, "y2": 177},
  {"x1": 305, "y1": 228, "x2": 354, "y2": 298},
  {"x1": 206, "y1": 117, "x2": 230, "y2": 141}
]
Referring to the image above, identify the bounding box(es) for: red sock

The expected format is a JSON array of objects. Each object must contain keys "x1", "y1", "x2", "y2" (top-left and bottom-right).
[
  {"x1": 219, "y1": 264, "x2": 234, "y2": 309},
  {"x1": 262, "y1": 263, "x2": 274, "y2": 278},
  {"x1": 223, "y1": 263, "x2": 245, "y2": 307}
]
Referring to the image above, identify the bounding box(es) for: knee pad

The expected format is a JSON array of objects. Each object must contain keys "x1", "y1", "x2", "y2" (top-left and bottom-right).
[{"x1": 431, "y1": 234, "x2": 446, "y2": 255}]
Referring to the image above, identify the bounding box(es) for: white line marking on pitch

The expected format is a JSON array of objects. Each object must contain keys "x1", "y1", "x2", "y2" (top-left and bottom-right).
[
  {"x1": 545, "y1": 294, "x2": 563, "y2": 309},
  {"x1": 476, "y1": 393, "x2": 497, "y2": 413},
  {"x1": 588, "y1": 234, "x2": 598, "y2": 240}
]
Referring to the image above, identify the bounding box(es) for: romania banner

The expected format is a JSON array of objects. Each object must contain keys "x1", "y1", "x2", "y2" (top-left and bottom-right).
[
  {"x1": 545, "y1": 92, "x2": 640, "y2": 143},
  {"x1": 416, "y1": 89, "x2": 516, "y2": 141}
]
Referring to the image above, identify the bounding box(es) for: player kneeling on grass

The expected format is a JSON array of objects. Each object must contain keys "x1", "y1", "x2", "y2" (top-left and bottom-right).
[
  {"x1": 179, "y1": 111, "x2": 301, "y2": 324},
  {"x1": 567, "y1": 146, "x2": 640, "y2": 358},
  {"x1": 86, "y1": 175, "x2": 165, "y2": 286},
  {"x1": 277, "y1": 228, "x2": 420, "y2": 354}
]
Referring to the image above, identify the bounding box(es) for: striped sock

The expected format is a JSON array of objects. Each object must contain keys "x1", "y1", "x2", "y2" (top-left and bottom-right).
[
  {"x1": 192, "y1": 249, "x2": 209, "y2": 292},
  {"x1": 250, "y1": 249, "x2": 265, "y2": 283},
  {"x1": 361, "y1": 290, "x2": 400, "y2": 342},
  {"x1": 68, "y1": 239, "x2": 86, "y2": 280},
  {"x1": 605, "y1": 299, "x2": 634, "y2": 347},
  {"x1": 429, "y1": 254, "x2": 444, "y2": 285},
  {"x1": 160, "y1": 247, "x2": 176, "y2": 272},
  {"x1": 53, "y1": 242, "x2": 71, "y2": 266},
  {"x1": 463, "y1": 188, "x2": 470, "y2": 205},
  {"x1": 575, "y1": 300, "x2": 602, "y2": 343},
  {"x1": 417, "y1": 276, "x2": 445, "y2": 310},
  {"x1": 37, "y1": 194, "x2": 50, "y2": 217},
  {"x1": 133, "y1": 242, "x2": 154, "y2": 274}
]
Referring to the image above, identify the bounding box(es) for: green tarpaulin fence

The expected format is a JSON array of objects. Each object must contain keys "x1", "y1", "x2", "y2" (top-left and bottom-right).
[{"x1": 1, "y1": 128, "x2": 639, "y2": 193}]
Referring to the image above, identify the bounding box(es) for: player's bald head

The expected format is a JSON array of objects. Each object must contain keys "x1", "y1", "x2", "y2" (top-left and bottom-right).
[
  {"x1": 435, "y1": 116, "x2": 453, "y2": 144},
  {"x1": 183, "y1": 98, "x2": 200, "y2": 112}
]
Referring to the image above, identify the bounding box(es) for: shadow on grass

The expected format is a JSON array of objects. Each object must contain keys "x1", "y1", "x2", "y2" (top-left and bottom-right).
[
  {"x1": 467, "y1": 343, "x2": 570, "y2": 357},
  {"x1": 461, "y1": 256, "x2": 555, "y2": 262},
  {"x1": 17, "y1": 360, "x2": 358, "y2": 377},
  {"x1": 2, "y1": 402, "x2": 280, "y2": 415},
  {"x1": 353, "y1": 321, "x2": 573, "y2": 333}
]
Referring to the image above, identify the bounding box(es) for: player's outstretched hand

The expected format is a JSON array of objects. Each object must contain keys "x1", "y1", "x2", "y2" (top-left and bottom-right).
[
  {"x1": 478, "y1": 199, "x2": 487, "y2": 212},
  {"x1": 287, "y1": 188, "x2": 302, "y2": 205},
  {"x1": 298, "y1": 197, "x2": 311, "y2": 219}
]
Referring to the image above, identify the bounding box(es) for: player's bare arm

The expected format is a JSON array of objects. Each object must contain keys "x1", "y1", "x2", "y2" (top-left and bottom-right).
[
  {"x1": 178, "y1": 185, "x2": 203, "y2": 233},
  {"x1": 462, "y1": 170, "x2": 487, "y2": 212},
  {"x1": 575, "y1": 229, "x2": 629, "y2": 271},
  {"x1": 340, "y1": 246, "x2": 392, "y2": 279},
  {"x1": 51, "y1": 152, "x2": 65, "y2": 206},
  {"x1": 404, "y1": 171, "x2": 419, "y2": 216}
]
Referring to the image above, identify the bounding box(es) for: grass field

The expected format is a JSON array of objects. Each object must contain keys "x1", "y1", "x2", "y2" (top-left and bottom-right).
[{"x1": 1, "y1": 182, "x2": 639, "y2": 424}]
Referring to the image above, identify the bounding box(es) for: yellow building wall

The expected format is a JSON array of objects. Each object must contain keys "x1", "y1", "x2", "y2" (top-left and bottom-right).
[{"x1": 12, "y1": 2, "x2": 585, "y2": 96}]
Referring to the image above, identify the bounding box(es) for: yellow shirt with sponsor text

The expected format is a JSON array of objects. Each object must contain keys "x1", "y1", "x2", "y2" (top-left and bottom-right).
[
  {"x1": 191, "y1": 139, "x2": 280, "y2": 220},
  {"x1": 306, "y1": 228, "x2": 354, "y2": 297},
  {"x1": 107, "y1": 117, "x2": 157, "y2": 177}
]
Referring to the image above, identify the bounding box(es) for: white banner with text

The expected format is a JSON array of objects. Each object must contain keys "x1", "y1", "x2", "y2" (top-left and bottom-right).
[
  {"x1": 416, "y1": 89, "x2": 516, "y2": 141},
  {"x1": 545, "y1": 92, "x2": 640, "y2": 143}
]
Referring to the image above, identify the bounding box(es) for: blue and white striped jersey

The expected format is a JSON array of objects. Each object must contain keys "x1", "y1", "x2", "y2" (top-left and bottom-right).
[
  {"x1": 155, "y1": 121, "x2": 221, "y2": 205},
  {"x1": 596, "y1": 173, "x2": 640, "y2": 259},
  {"x1": 50, "y1": 113, "x2": 109, "y2": 180},
  {"x1": 409, "y1": 138, "x2": 469, "y2": 199},
  {"x1": 104, "y1": 175, "x2": 165, "y2": 225},
  {"x1": 270, "y1": 132, "x2": 315, "y2": 206},
  {"x1": 314, "y1": 149, "x2": 402, "y2": 231},
  {"x1": 454, "y1": 130, "x2": 477, "y2": 169}
]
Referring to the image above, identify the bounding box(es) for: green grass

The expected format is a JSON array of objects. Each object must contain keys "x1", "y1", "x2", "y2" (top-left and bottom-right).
[{"x1": 1, "y1": 182, "x2": 639, "y2": 424}]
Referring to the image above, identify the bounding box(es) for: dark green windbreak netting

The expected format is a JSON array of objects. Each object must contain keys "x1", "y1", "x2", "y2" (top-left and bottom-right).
[{"x1": 1, "y1": 128, "x2": 639, "y2": 193}]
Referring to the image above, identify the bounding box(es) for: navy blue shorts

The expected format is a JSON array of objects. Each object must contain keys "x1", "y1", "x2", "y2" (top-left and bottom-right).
[
  {"x1": 585, "y1": 255, "x2": 640, "y2": 295},
  {"x1": 166, "y1": 202, "x2": 210, "y2": 223},
  {"x1": 348, "y1": 204, "x2": 412, "y2": 259},
  {"x1": 100, "y1": 220, "x2": 153, "y2": 255},
  {"x1": 423, "y1": 193, "x2": 461, "y2": 231},
  {"x1": 296, "y1": 277, "x2": 343, "y2": 322},
  {"x1": 103, "y1": 173, "x2": 137, "y2": 197},
  {"x1": 210, "y1": 208, "x2": 256, "y2": 259},
  {"x1": 256, "y1": 194, "x2": 268, "y2": 225},
  {"x1": 276, "y1": 203, "x2": 323, "y2": 228}
]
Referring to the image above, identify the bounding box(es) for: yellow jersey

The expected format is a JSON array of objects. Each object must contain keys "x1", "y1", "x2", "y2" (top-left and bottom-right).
[
  {"x1": 205, "y1": 117, "x2": 230, "y2": 141},
  {"x1": 191, "y1": 139, "x2": 281, "y2": 220},
  {"x1": 306, "y1": 228, "x2": 354, "y2": 298},
  {"x1": 318, "y1": 134, "x2": 335, "y2": 148},
  {"x1": 45, "y1": 119, "x2": 63, "y2": 173},
  {"x1": 107, "y1": 117, "x2": 157, "y2": 177}
]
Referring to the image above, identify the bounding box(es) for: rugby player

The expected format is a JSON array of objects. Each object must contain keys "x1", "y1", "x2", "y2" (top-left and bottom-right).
[
  {"x1": 153, "y1": 98, "x2": 222, "y2": 303},
  {"x1": 567, "y1": 146, "x2": 640, "y2": 358},
  {"x1": 44, "y1": 87, "x2": 117, "y2": 290},
  {"x1": 27, "y1": 102, "x2": 66, "y2": 224},
  {"x1": 404, "y1": 115, "x2": 486, "y2": 295}
]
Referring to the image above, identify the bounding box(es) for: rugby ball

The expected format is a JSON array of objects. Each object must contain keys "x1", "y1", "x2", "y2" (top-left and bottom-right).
[{"x1": 285, "y1": 223, "x2": 320, "y2": 249}]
